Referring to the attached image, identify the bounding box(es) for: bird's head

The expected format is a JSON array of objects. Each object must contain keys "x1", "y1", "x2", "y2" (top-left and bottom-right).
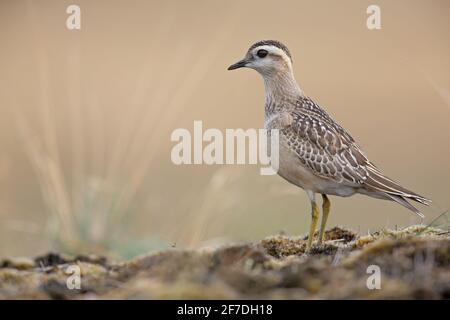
[{"x1": 228, "y1": 40, "x2": 293, "y2": 77}]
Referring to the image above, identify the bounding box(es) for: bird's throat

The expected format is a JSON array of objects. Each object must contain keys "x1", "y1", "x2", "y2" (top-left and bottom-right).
[{"x1": 263, "y1": 71, "x2": 303, "y2": 104}]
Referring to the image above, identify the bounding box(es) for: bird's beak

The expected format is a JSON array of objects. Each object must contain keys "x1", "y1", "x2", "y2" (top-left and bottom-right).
[{"x1": 227, "y1": 59, "x2": 248, "y2": 70}]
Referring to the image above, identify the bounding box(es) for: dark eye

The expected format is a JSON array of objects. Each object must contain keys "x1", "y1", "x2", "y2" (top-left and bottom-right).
[{"x1": 257, "y1": 49, "x2": 268, "y2": 58}]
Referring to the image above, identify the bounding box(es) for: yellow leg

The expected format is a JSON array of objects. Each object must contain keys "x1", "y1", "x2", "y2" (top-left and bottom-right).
[
  {"x1": 306, "y1": 201, "x2": 319, "y2": 250},
  {"x1": 318, "y1": 194, "x2": 331, "y2": 244}
]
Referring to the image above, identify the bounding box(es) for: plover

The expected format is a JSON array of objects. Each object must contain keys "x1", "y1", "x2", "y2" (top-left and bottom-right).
[{"x1": 228, "y1": 40, "x2": 431, "y2": 250}]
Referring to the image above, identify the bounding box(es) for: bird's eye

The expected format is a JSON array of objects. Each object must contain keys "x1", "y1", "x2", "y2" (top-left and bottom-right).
[{"x1": 257, "y1": 49, "x2": 268, "y2": 58}]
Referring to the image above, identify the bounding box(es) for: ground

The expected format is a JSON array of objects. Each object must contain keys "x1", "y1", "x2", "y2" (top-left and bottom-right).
[{"x1": 0, "y1": 225, "x2": 449, "y2": 299}]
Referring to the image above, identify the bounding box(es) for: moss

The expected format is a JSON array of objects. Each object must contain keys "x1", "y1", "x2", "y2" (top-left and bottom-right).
[
  {"x1": 260, "y1": 235, "x2": 306, "y2": 258},
  {"x1": 0, "y1": 225, "x2": 448, "y2": 299},
  {"x1": 0, "y1": 257, "x2": 35, "y2": 270}
]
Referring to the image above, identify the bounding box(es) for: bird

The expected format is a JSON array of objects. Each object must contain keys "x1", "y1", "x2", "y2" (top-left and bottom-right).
[{"x1": 228, "y1": 40, "x2": 431, "y2": 250}]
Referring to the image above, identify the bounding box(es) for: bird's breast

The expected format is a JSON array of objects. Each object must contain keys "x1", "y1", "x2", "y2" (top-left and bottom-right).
[{"x1": 275, "y1": 135, "x2": 356, "y2": 197}]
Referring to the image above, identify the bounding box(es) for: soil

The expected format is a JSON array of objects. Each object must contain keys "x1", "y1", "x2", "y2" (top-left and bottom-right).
[{"x1": 1, "y1": 225, "x2": 449, "y2": 299}]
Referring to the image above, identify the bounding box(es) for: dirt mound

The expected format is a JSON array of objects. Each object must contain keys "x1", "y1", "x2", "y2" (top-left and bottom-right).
[{"x1": 1, "y1": 225, "x2": 449, "y2": 299}]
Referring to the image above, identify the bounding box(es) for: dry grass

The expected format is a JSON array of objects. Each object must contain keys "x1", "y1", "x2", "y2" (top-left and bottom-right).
[{"x1": 11, "y1": 1, "x2": 241, "y2": 257}]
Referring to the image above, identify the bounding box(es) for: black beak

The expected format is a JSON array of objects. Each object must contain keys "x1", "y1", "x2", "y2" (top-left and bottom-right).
[{"x1": 227, "y1": 59, "x2": 248, "y2": 70}]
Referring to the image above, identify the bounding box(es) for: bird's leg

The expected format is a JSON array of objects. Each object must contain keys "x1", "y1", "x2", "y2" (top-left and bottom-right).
[
  {"x1": 318, "y1": 194, "x2": 331, "y2": 245},
  {"x1": 306, "y1": 200, "x2": 319, "y2": 251}
]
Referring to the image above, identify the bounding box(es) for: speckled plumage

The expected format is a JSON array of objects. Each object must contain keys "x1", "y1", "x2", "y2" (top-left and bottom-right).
[
  {"x1": 265, "y1": 92, "x2": 431, "y2": 213},
  {"x1": 229, "y1": 40, "x2": 431, "y2": 248}
]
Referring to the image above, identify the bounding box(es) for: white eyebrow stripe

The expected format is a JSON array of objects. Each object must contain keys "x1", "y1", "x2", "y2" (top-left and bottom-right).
[
  {"x1": 252, "y1": 45, "x2": 287, "y2": 57},
  {"x1": 252, "y1": 45, "x2": 292, "y2": 68}
]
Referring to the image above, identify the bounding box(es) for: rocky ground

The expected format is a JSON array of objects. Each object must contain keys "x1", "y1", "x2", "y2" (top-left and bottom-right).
[{"x1": 0, "y1": 225, "x2": 449, "y2": 299}]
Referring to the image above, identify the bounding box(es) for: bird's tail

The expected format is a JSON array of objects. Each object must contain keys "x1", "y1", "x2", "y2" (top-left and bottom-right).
[{"x1": 363, "y1": 167, "x2": 431, "y2": 218}]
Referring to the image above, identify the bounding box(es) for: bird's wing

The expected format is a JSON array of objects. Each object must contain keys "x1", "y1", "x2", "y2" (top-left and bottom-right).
[
  {"x1": 277, "y1": 96, "x2": 430, "y2": 216},
  {"x1": 281, "y1": 106, "x2": 370, "y2": 186}
]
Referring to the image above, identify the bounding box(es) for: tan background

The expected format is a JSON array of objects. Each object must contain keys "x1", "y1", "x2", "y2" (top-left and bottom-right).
[{"x1": 0, "y1": 0, "x2": 449, "y2": 258}]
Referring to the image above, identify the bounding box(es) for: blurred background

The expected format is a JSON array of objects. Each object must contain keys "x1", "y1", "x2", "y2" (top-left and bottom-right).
[{"x1": 0, "y1": 0, "x2": 449, "y2": 259}]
